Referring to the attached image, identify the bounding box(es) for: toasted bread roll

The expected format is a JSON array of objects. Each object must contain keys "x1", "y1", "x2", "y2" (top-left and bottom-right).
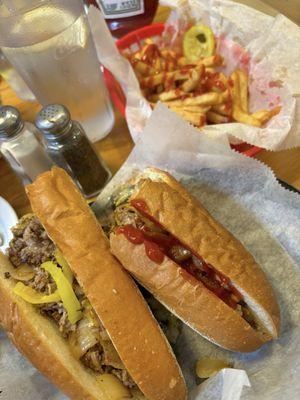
[
  {"x1": 0, "y1": 252, "x2": 112, "y2": 400},
  {"x1": 0, "y1": 167, "x2": 187, "y2": 400},
  {"x1": 109, "y1": 168, "x2": 280, "y2": 352},
  {"x1": 110, "y1": 234, "x2": 264, "y2": 352}
]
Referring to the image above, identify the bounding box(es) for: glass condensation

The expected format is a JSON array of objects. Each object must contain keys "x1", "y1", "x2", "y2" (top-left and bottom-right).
[{"x1": 0, "y1": 0, "x2": 114, "y2": 142}]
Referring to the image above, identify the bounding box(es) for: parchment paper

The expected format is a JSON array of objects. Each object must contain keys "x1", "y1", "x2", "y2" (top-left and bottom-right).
[
  {"x1": 93, "y1": 104, "x2": 300, "y2": 400},
  {"x1": 88, "y1": 1, "x2": 300, "y2": 150},
  {"x1": 1, "y1": 105, "x2": 300, "y2": 399}
]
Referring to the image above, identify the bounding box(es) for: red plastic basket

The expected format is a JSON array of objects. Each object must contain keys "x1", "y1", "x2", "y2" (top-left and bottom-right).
[{"x1": 103, "y1": 23, "x2": 261, "y2": 157}]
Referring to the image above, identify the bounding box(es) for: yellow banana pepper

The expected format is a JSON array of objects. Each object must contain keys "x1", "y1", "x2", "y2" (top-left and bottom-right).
[
  {"x1": 41, "y1": 261, "x2": 82, "y2": 324},
  {"x1": 13, "y1": 282, "x2": 61, "y2": 304},
  {"x1": 55, "y1": 249, "x2": 73, "y2": 284},
  {"x1": 97, "y1": 374, "x2": 131, "y2": 399}
]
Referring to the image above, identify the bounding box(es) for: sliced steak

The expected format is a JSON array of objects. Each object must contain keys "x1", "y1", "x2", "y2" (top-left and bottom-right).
[{"x1": 8, "y1": 214, "x2": 55, "y2": 267}]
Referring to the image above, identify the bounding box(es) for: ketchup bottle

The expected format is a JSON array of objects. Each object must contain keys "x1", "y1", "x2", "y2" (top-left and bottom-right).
[{"x1": 87, "y1": 0, "x2": 159, "y2": 38}]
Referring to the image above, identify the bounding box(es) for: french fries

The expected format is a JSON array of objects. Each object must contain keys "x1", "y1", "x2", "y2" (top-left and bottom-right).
[
  {"x1": 158, "y1": 89, "x2": 188, "y2": 102},
  {"x1": 252, "y1": 107, "x2": 281, "y2": 124},
  {"x1": 229, "y1": 69, "x2": 281, "y2": 127},
  {"x1": 172, "y1": 109, "x2": 207, "y2": 127},
  {"x1": 237, "y1": 70, "x2": 249, "y2": 113},
  {"x1": 178, "y1": 54, "x2": 224, "y2": 68},
  {"x1": 170, "y1": 106, "x2": 211, "y2": 114},
  {"x1": 165, "y1": 91, "x2": 227, "y2": 108},
  {"x1": 140, "y1": 69, "x2": 191, "y2": 90},
  {"x1": 132, "y1": 59, "x2": 158, "y2": 77},
  {"x1": 181, "y1": 67, "x2": 204, "y2": 92},
  {"x1": 212, "y1": 103, "x2": 231, "y2": 116},
  {"x1": 126, "y1": 33, "x2": 281, "y2": 129},
  {"x1": 207, "y1": 111, "x2": 229, "y2": 124}
]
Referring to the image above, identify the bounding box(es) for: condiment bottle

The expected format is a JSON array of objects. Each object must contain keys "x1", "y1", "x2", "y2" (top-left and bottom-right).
[
  {"x1": 35, "y1": 104, "x2": 111, "y2": 198},
  {"x1": 86, "y1": 0, "x2": 159, "y2": 38},
  {"x1": 0, "y1": 105, "x2": 53, "y2": 185}
]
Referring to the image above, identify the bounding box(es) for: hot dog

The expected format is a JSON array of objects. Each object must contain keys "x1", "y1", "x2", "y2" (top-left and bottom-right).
[{"x1": 108, "y1": 167, "x2": 280, "y2": 352}]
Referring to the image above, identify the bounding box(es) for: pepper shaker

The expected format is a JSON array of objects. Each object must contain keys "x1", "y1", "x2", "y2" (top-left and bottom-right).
[
  {"x1": 35, "y1": 104, "x2": 111, "y2": 198},
  {"x1": 0, "y1": 105, "x2": 53, "y2": 185}
]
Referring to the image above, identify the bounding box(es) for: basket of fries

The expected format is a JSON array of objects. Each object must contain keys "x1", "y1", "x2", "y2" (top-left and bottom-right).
[
  {"x1": 103, "y1": 23, "x2": 166, "y2": 120},
  {"x1": 103, "y1": 22, "x2": 284, "y2": 156}
]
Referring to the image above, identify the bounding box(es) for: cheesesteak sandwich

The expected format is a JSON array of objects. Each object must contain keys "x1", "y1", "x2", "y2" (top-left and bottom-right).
[
  {"x1": 0, "y1": 167, "x2": 187, "y2": 400},
  {"x1": 106, "y1": 168, "x2": 281, "y2": 353}
]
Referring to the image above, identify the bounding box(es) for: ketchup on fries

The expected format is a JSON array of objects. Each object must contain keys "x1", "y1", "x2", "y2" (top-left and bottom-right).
[{"x1": 125, "y1": 24, "x2": 281, "y2": 128}]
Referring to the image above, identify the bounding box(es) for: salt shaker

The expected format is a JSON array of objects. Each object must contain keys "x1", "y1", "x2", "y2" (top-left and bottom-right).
[
  {"x1": 0, "y1": 106, "x2": 53, "y2": 185},
  {"x1": 35, "y1": 104, "x2": 111, "y2": 198}
]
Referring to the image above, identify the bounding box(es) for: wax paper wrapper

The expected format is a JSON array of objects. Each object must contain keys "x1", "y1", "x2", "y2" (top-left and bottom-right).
[
  {"x1": 93, "y1": 104, "x2": 300, "y2": 400},
  {"x1": 88, "y1": 1, "x2": 300, "y2": 150},
  {"x1": 1, "y1": 104, "x2": 300, "y2": 400}
]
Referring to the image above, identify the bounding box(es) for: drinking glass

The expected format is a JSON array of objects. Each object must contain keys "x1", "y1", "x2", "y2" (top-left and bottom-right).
[
  {"x1": 0, "y1": 0, "x2": 115, "y2": 142},
  {"x1": 0, "y1": 50, "x2": 35, "y2": 101}
]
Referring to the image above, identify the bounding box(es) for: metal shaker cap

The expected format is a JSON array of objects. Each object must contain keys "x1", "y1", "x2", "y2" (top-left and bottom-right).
[
  {"x1": 0, "y1": 106, "x2": 24, "y2": 139},
  {"x1": 35, "y1": 104, "x2": 72, "y2": 137}
]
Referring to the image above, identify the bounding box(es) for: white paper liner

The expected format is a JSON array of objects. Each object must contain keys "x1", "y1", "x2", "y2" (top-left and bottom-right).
[
  {"x1": 87, "y1": 1, "x2": 300, "y2": 150},
  {"x1": 93, "y1": 104, "x2": 300, "y2": 399},
  {"x1": 1, "y1": 105, "x2": 300, "y2": 399}
]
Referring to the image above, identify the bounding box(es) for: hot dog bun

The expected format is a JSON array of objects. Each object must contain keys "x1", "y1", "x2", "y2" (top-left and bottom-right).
[
  {"x1": 109, "y1": 235, "x2": 264, "y2": 352},
  {"x1": 109, "y1": 168, "x2": 280, "y2": 353},
  {"x1": 0, "y1": 167, "x2": 187, "y2": 400}
]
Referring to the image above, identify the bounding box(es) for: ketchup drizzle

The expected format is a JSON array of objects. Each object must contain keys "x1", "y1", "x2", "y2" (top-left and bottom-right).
[
  {"x1": 116, "y1": 225, "x2": 144, "y2": 245},
  {"x1": 116, "y1": 200, "x2": 243, "y2": 309},
  {"x1": 131, "y1": 199, "x2": 149, "y2": 214},
  {"x1": 144, "y1": 240, "x2": 165, "y2": 264},
  {"x1": 116, "y1": 225, "x2": 165, "y2": 264},
  {"x1": 141, "y1": 44, "x2": 161, "y2": 64}
]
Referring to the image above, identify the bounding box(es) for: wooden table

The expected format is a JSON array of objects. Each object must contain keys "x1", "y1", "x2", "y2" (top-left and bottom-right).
[{"x1": 0, "y1": 1, "x2": 299, "y2": 218}]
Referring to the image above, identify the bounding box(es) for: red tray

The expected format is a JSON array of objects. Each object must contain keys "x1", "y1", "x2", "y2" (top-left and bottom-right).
[{"x1": 103, "y1": 23, "x2": 261, "y2": 157}]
